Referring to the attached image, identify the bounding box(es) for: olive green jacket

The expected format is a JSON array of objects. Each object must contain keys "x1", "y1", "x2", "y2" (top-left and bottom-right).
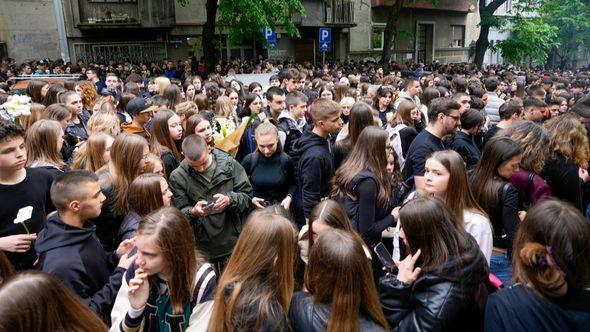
[{"x1": 170, "y1": 149, "x2": 252, "y2": 259}]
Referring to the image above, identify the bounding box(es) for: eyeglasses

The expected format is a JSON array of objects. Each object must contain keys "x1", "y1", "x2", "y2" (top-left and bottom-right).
[{"x1": 445, "y1": 114, "x2": 461, "y2": 121}]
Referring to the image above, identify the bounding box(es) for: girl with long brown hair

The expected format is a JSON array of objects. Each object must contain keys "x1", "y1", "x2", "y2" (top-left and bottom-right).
[
  {"x1": 290, "y1": 230, "x2": 389, "y2": 332},
  {"x1": 470, "y1": 137, "x2": 525, "y2": 282},
  {"x1": 386, "y1": 99, "x2": 423, "y2": 169},
  {"x1": 209, "y1": 210, "x2": 297, "y2": 331},
  {"x1": 151, "y1": 110, "x2": 183, "y2": 177},
  {"x1": 0, "y1": 271, "x2": 108, "y2": 332},
  {"x1": 417, "y1": 150, "x2": 493, "y2": 263},
  {"x1": 118, "y1": 173, "x2": 172, "y2": 243},
  {"x1": 186, "y1": 113, "x2": 214, "y2": 145},
  {"x1": 26, "y1": 79, "x2": 49, "y2": 104},
  {"x1": 111, "y1": 206, "x2": 216, "y2": 332},
  {"x1": 484, "y1": 199, "x2": 590, "y2": 331},
  {"x1": 25, "y1": 119, "x2": 66, "y2": 176},
  {"x1": 541, "y1": 113, "x2": 590, "y2": 212},
  {"x1": 331, "y1": 127, "x2": 395, "y2": 248},
  {"x1": 334, "y1": 101, "x2": 376, "y2": 169},
  {"x1": 94, "y1": 133, "x2": 148, "y2": 252},
  {"x1": 71, "y1": 133, "x2": 114, "y2": 172},
  {"x1": 381, "y1": 197, "x2": 489, "y2": 331}
]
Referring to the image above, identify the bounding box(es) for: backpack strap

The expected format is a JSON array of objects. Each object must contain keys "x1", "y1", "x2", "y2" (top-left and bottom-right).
[
  {"x1": 249, "y1": 152, "x2": 259, "y2": 175},
  {"x1": 523, "y1": 172, "x2": 535, "y2": 209}
]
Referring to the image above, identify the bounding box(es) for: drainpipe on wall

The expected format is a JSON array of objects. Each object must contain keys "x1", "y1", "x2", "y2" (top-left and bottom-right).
[{"x1": 53, "y1": 0, "x2": 70, "y2": 62}]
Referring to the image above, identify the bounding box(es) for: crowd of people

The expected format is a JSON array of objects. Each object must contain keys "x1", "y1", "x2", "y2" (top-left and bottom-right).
[{"x1": 0, "y1": 56, "x2": 589, "y2": 331}]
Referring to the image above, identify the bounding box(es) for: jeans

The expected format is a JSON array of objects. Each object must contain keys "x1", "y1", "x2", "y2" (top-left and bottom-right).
[{"x1": 490, "y1": 251, "x2": 512, "y2": 284}]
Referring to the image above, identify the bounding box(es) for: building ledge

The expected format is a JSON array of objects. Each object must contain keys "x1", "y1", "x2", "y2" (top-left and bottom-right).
[{"x1": 77, "y1": 22, "x2": 142, "y2": 29}]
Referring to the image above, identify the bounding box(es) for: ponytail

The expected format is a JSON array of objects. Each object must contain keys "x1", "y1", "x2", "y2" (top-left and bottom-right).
[{"x1": 518, "y1": 242, "x2": 568, "y2": 297}]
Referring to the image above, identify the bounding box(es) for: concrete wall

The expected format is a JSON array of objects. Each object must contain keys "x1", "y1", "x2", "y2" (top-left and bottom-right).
[
  {"x1": 350, "y1": 3, "x2": 473, "y2": 63},
  {"x1": 0, "y1": 0, "x2": 61, "y2": 62}
]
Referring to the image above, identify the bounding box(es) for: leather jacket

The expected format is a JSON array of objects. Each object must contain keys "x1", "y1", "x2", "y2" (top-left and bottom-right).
[
  {"x1": 289, "y1": 291, "x2": 388, "y2": 332},
  {"x1": 380, "y1": 237, "x2": 489, "y2": 332}
]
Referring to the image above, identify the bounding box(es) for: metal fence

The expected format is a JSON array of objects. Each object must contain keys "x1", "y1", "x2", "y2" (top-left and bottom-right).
[{"x1": 72, "y1": 42, "x2": 167, "y2": 64}]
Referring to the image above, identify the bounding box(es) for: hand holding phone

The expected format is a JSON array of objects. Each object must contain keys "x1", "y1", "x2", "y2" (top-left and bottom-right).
[
  {"x1": 374, "y1": 242, "x2": 397, "y2": 275},
  {"x1": 202, "y1": 202, "x2": 215, "y2": 211}
]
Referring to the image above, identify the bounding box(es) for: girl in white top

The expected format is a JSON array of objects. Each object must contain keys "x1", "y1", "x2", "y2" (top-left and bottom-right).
[{"x1": 393, "y1": 150, "x2": 492, "y2": 264}]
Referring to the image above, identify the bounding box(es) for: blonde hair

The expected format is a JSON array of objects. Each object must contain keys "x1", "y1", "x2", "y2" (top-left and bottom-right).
[
  {"x1": 155, "y1": 76, "x2": 171, "y2": 95},
  {"x1": 21, "y1": 103, "x2": 46, "y2": 130},
  {"x1": 545, "y1": 113, "x2": 590, "y2": 169},
  {"x1": 71, "y1": 133, "x2": 114, "y2": 172},
  {"x1": 175, "y1": 101, "x2": 199, "y2": 120},
  {"x1": 87, "y1": 111, "x2": 120, "y2": 136},
  {"x1": 215, "y1": 95, "x2": 234, "y2": 117},
  {"x1": 501, "y1": 120, "x2": 549, "y2": 173},
  {"x1": 25, "y1": 119, "x2": 65, "y2": 169}
]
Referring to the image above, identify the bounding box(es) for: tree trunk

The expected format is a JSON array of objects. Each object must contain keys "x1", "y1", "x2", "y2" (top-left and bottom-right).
[
  {"x1": 381, "y1": 0, "x2": 405, "y2": 70},
  {"x1": 474, "y1": 0, "x2": 506, "y2": 69},
  {"x1": 203, "y1": 0, "x2": 218, "y2": 74},
  {"x1": 474, "y1": 23, "x2": 490, "y2": 68}
]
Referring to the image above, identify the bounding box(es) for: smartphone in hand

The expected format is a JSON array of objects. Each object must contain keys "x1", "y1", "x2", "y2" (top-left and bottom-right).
[
  {"x1": 202, "y1": 202, "x2": 215, "y2": 211},
  {"x1": 374, "y1": 242, "x2": 397, "y2": 274}
]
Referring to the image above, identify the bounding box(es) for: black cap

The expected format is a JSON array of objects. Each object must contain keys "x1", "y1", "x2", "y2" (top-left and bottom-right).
[{"x1": 126, "y1": 97, "x2": 154, "y2": 116}]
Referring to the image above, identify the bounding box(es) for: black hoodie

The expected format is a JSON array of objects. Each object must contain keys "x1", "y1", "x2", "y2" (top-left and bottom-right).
[
  {"x1": 294, "y1": 128, "x2": 334, "y2": 219},
  {"x1": 35, "y1": 213, "x2": 125, "y2": 322},
  {"x1": 379, "y1": 237, "x2": 489, "y2": 332}
]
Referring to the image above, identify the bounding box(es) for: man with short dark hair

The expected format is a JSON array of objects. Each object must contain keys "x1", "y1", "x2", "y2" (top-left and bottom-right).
[
  {"x1": 483, "y1": 77, "x2": 505, "y2": 126},
  {"x1": 86, "y1": 68, "x2": 106, "y2": 92},
  {"x1": 452, "y1": 92, "x2": 471, "y2": 114},
  {"x1": 279, "y1": 91, "x2": 308, "y2": 155},
  {"x1": 265, "y1": 86, "x2": 287, "y2": 122},
  {"x1": 169, "y1": 134, "x2": 252, "y2": 273},
  {"x1": 295, "y1": 99, "x2": 343, "y2": 220},
  {"x1": 403, "y1": 97, "x2": 461, "y2": 189},
  {"x1": 483, "y1": 99, "x2": 523, "y2": 146},
  {"x1": 395, "y1": 77, "x2": 422, "y2": 110},
  {"x1": 36, "y1": 170, "x2": 135, "y2": 322},
  {"x1": 523, "y1": 98, "x2": 547, "y2": 123},
  {"x1": 0, "y1": 121, "x2": 55, "y2": 270}
]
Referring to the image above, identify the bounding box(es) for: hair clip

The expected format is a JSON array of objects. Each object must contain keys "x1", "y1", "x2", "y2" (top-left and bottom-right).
[{"x1": 547, "y1": 246, "x2": 568, "y2": 278}]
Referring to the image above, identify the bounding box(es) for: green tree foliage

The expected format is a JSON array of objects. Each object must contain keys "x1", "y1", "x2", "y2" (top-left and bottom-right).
[
  {"x1": 217, "y1": 0, "x2": 305, "y2": 46},
  {"x1": 177, "y1": 0, "x2": 305, "y2": 72},
  {"x1": 491, "y1": 17, "x2": 558, "y2": 65},
  {"x1": 494, "y1": 0, "x2": 590, "y2": 68}
]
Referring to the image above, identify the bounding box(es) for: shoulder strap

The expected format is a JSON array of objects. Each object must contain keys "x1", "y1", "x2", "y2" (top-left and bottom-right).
[
  {"x1": 250, "y1": 152, "x2": 259, "y2": 174},
  {"x1": 279, "y1": 152, "x2": 289, "y2": 174}
]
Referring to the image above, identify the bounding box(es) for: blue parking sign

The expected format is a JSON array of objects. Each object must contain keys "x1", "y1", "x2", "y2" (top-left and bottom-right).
[
  {"x1": 319, "y1": 28, "x2": 331, "y2": 43},
  {"x1": 262, "y1": 27, "x2": 276, "y2": 49}
]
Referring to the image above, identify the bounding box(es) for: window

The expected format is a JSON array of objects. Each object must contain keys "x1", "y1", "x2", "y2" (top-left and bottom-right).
[
  {"x1": 0, "y1": 43, "x2": 6, "y2": 59},
  {"x1": 372, "y1": 25, "x2": 395, "y2": 50},
  {"x1": 451, "y1": 25, "x2": 465, "y2": 47}
]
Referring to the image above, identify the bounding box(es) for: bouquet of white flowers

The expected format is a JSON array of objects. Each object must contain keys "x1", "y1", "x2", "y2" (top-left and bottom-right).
[{"x1": 0, "y1": 95, "x2": 31, "y2": 125}]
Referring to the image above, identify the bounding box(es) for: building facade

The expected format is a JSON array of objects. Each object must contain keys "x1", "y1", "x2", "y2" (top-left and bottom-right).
[{"x1": 1, "y1": 0, "x2": 481, "y2": 66}]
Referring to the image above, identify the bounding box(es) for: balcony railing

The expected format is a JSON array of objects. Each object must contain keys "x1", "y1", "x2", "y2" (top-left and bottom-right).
[{"x1": 325, "y1": 0, "x2": 355, "y2": 25}]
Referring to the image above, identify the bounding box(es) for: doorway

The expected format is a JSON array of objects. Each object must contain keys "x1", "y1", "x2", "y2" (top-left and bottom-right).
[{"x1": 416, "y1": 23, "x2": 434, "y2": 64}]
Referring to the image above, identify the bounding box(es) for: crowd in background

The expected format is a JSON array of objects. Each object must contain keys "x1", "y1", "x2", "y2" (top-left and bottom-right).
[{"x1": 0, "y1": 55, "x2": 589, "y2": 331}]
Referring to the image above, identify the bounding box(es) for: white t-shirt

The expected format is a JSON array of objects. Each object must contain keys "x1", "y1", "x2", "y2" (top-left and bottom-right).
[
  {"x1": 463, "y1": 209, "x2": 493, "y2": 265},
  {"x1": 392, "y1": 199, "x2": 493, "y2": 265}
]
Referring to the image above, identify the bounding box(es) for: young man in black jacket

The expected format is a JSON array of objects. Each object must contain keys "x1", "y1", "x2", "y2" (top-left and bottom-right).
[
  {"x1": 295, "y1": 99, "x2": 344, "y2": 220},
  {"x1": 36, "y1": 170, "x2": 136, "y2": 322},
  {"x1": 278, "y1": 91, "x2": 308, "y2": 155}
]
